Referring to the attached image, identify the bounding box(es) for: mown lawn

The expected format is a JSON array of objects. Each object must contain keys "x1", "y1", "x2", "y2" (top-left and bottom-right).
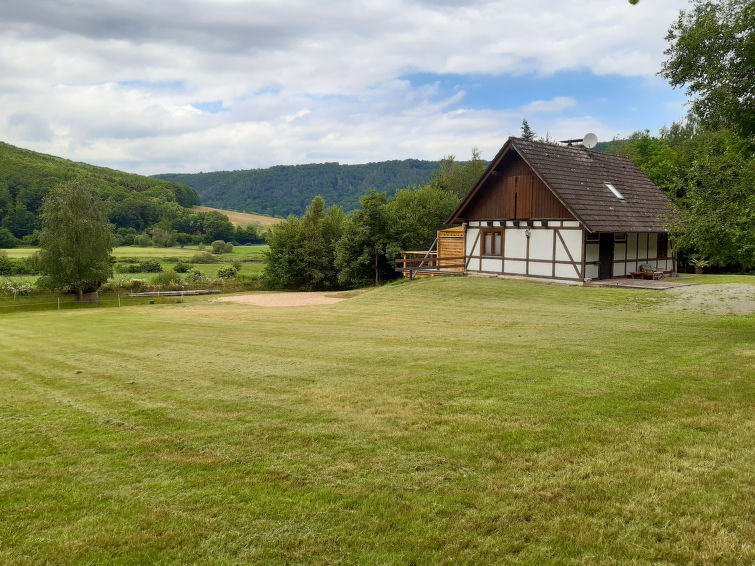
[{"x1": 0, "y1": 277, "x2": 752, "y2": 564}]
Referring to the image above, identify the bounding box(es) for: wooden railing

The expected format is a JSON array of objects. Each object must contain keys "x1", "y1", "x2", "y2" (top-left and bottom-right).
[{"x1": 395, "y1": 251, "x2": 466, "y2": 279}]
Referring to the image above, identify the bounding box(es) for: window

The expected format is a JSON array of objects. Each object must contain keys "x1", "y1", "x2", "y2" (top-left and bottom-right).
[
  {"x1": 604, "y1": 182, "x2": 626, "y2": 201},
  {"x1": 615, "y1": 232, "x2": 627, "y2": 243},
  {"x1": 481, "y1": 229, "x2": 503, "y2": 256},
  {"x1": 586, "y1": 232, "x2": 600, "y2": 243}
]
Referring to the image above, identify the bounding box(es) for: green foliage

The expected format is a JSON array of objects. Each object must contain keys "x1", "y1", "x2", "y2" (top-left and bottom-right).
[
  {"x1": 174, "y1": 262, "x2": 190, "y2": 273},
  {"x1": 149, "y1": 270, "x2": 182, "y2": 288},
  {"x1": 608, "y1": 126, "x2": 754, "y2": 270},
  {"x1": 264, "y1": 196, "x2": 345, "y2": 290},
  {"x1": 189, "y1": 251, "x2": 220, "y2": 264},
  {"x1": 335, "y1": 191, "x2": 399, "y2": 287},
  {"x1": 661, "y1": 0, "x2": 754, "y2": 137},
  {"x1": 385, "y1": 184, "x2": 459, "y2": 251},
  {"x1": 38, "y1": 179, "x2": 117, "y2": 294},
  {"x1": 217, "y1": 265, "x2": 238, "y2": 279},
  {"x1": 155, "y1": 159, "x2": 446, "y2": 217},
  {"x1": 0, "y1": 227, "x2": 18, "y2": 248},
  {"x1": 428, "y1": 150, "x2": 486, "y2": 199}
]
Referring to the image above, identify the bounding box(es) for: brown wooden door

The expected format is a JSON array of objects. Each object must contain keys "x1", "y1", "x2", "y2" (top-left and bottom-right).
[{"x1": 599, "y1": 233, "x2": 614, "y2": 279}]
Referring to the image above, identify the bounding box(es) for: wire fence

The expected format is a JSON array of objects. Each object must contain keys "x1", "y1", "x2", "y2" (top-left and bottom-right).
[{"x1": 0, "y1": 292, "x2": 188, "y2": 315}]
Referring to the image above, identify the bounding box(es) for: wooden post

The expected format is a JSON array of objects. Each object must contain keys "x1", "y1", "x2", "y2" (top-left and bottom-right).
[{"x1": 57, "y1": 296, "x2": 60, "y2": 309}]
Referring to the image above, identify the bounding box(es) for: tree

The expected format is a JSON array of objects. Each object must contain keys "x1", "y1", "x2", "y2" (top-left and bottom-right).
[
  {"x1": 661, "y1": 0, "x2": 754, "y2": 137},
  {"x1": 429, "y1": 149, "x2": 486, "y2": 199},
  {"x1": 385, "y1": 184, "x2": 459, "y2": 251},
  {"x1": 38, "y1": 179, "x2": 116, "y2": 300},
  {"x1": 335, "y1": 191, "x2": 399, "y2": 287},
  {"x1": 520, "y1": 119, "x2": 536, "y2": 140},
  {"x1": 264, "y1": 196, "x2": 344, "y2": 290}
]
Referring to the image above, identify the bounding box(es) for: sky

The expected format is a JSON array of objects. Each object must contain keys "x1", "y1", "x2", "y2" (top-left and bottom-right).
[{"x1": 0, "y1": 0, "x2": 692, "y2": 175}]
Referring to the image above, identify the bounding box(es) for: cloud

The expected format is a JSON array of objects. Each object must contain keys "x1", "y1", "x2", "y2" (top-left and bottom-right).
[{"x1": 0, "y1": 0, "x2": 690, "y2": 174}]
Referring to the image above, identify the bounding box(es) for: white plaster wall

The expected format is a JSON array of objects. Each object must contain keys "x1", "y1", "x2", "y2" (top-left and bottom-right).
[
  {"x1": 648, "y1": 233, "x2": 657, "y2": 260},
  {"x1": 557, "y1": 263, "x2": 582, "y2": 279},
  {"x1": 529, "y1": 230, "x2": 553, "y2": 260},
  {"x1": 584, "y1": 264, "x2": 599, "y2": 279},
  {"x1": 585, "y1": 243, "x2": 599, "y2": 263},
  {"x1": 506, "y1": 260, "x2": 527, "y2": 274},
  {"x1": 563, "y1": 221, "x2": 580, "y2": 228},
  {"x1": 612, "y1": 262, "x2": 625, "y2": 277},
  {"x1": 480, "y1": 258, "x2": 501, "y2": 272},
  {"x1": 529, "y1": 262, "x2": 552, "y2": 277},
  {"x1": 555, "y1": 230, "x2": 582, "y2": 263},
  {"x1": 466, "y1": 228, "x2": 479, "y2": 256},
  {"x1": 504, "y1": 229, "x2": 528, "y2": 258},
  {"x1": 626, "y1": 261, "x2": 637, "y2": 274},
  {"x1": 627, "y1": 233, "x2": 638, "y2": 260},
  {"x1": 637, "y1": 233, "x2": 648, "y2": 258}
]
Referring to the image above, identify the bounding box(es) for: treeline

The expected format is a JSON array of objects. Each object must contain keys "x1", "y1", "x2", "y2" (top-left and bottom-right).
[
  {"x1": 604, "y1": 0, "x2": 753, "y2": 271},
  {"x1": 264, "y1": 153, "x2": 485, "y2": 289},
  {"x1": 0, "y1": 141, "x2": 266, "y2": 248},
  {"x1": 606, "y1": 124, "x2": 753, "y2": 270},
  {"x1": 154, "y1": 159, "x2": 447, "y2": 217}
]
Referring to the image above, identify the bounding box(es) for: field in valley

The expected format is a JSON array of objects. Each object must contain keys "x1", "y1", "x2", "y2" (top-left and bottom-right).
[
  {"x1": 1, "y1": 277, "x2": 753, "y2": 564},
  {"x1": 192, "y1": 205, "x2": 282, "y2": 226}
]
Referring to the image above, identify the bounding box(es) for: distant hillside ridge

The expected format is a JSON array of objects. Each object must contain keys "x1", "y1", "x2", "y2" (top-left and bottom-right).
[
  {"x1": 0, "y1": 141, "x2": 200, "y2": 245},
  {"x1": 154, "y1": 159, "x2": 444, "y2": 217}
]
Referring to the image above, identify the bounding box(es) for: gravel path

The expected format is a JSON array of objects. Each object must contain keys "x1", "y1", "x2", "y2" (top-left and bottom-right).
[
  {"x1": 661, "y1": 284, "x2": 755, "y2": 315},
  {"x1": 213, "y1": 292, "x2": 347, "y2": 307}
]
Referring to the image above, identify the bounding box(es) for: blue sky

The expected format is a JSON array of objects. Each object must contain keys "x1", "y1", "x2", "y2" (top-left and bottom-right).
[{"x1": 0, "y1": 0, "x2": 692, "y2": 174}]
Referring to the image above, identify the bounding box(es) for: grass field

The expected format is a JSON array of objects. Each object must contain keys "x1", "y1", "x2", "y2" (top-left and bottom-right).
[
  {"x1": 1, "y1": 277, "x2": 753, "y2": 564},
  {"x1": 193, "y1": 205, "x2": 282, "y2": 226}
]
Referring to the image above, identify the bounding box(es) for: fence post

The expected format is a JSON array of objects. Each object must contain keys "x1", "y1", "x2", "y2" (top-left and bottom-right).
[
  {"x1": 118, "y1": 294, "x2": 121, "y2": 308},
  {"x1": 58, "y1": 296, "x2": 60, "y2": 309}
]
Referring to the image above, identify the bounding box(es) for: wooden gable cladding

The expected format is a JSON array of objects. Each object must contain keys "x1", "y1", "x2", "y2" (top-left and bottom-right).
[{"x1": 463, "y1": 154, "x2": 573, "y2": 220}]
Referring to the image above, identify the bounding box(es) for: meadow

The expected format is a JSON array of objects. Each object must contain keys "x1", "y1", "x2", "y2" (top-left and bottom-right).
[{"x1": 1, "y1": 276, "x2": 753, "y2": 564}]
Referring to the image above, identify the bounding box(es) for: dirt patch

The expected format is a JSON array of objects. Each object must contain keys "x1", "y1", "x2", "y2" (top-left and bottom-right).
[
  {"x1": 214, "y1": 292, "x2": 347, "y2": 307},
  {"x1": 661, "y1": 284, "x2": 755, "y2": 315}
]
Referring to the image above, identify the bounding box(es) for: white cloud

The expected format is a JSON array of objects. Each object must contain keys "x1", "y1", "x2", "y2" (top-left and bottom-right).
[{"x1": 0, "y1": 0, "x2": 690, "y2": 174}]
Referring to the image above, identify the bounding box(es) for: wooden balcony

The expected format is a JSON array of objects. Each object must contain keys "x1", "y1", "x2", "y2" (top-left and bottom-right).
[{"x1": 395, "y1": 251, "x2": 466, "y2": 279}]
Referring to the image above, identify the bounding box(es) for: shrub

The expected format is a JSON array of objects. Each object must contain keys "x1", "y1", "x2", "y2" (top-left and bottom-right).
[
  {"x1": 185, "y1": 269, "x2": 205, "y2": 284},
  {"x1": 217, "y1": 266, "x2": 238, "y2": 279},
  {"x1": 231, "y1": 260, "x2": 242, "y2": 272},
  {"x1": 0, "y1": 254, "x2": 12, "y2": 276},
  {"x1": 0, "y1": 278, "x2": 34, "y2": 296},
  {"x1": 150, "y1": 270, "x2": 182, "y2": 289},
  {"x1": 224, "y1": 242, "x2": 233, "y2": 253},
  {"x1": 174, "y1": 262, "x2": 190, "y2": 273},
  {"x1": 134, "y1": 234, "x2": 152, "y2": 247},
  {"x1": 189, "y1": 252, "x2": 219, "y2": 264},
  {"x1": 138, "y1": 259, "x2": 163, "y2": 273},
  {"x1": 211, "y1": 240, "x2": 226, "y2": 254}
]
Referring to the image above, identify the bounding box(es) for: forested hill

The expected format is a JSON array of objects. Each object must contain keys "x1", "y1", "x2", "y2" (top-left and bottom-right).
[
  {"x1": 0, "y1": 141, "x2": 200, "y2": 245},
  {"x1": 154, "y1": 160, "x2": 443, "y2": 216}
]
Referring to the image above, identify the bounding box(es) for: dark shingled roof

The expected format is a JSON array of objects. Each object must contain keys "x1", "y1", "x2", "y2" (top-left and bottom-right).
[{"x1": 449, "y1": 137, "x2": 672, "y2": 232}]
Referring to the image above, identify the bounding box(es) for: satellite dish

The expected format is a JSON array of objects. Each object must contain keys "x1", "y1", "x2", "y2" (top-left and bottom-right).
[{"x1": 583, "y1": 132, "x2": 598, "y2": 149}]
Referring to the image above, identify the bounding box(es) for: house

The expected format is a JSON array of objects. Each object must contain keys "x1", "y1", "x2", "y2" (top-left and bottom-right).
[{"x1": 443, "y1": 137, "x2": 675, "y2": 282}]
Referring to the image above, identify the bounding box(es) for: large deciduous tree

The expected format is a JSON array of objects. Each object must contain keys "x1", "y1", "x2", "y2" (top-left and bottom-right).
[
  {"x1": 264, "y1": 196, "x2": 344, "y2": 290},
  {"x1": 661, "y1": 0, "x2": 754, "y2": 137},
  {"x1": 39, "y1": 179, "x2": 116, "y2": 300}
]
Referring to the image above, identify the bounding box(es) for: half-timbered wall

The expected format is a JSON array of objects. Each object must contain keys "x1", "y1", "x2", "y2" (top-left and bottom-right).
[
  {"x1": 583, "y1": 232, "x2": 674, "y2": 279},
  {"x1": 464, "y1": 220, "x2": 584, "y2": 281}
]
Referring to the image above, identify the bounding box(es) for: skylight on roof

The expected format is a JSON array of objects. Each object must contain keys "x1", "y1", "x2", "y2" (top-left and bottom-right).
[{"x1": 604, "y1": 182, "x2": 625, "y2": 201}]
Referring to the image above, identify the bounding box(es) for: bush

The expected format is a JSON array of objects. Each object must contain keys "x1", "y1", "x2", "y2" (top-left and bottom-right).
[
  {"x1": 0, "y1": 278, "x2": 34, "y2": 296},
  {"x1": 0, "y1": 228, "x2": 18, "y2": 248},
  {"x1": 224, "y1": 242, "x2": 233, "y2": 253},
  {"x1": 174, "y1": 262, "x2": 190, "y2": 273},
  {"x1": 149, "y1": 270, "x2": 182, "y2": 289},
  {"x1": 189, "y1": 252, "x2": 219, "y2": 264},
  {"x1": 134, "y1": 234, "x2": 152, "y2": 247},
  {"x1": 217, "y1": 266, "x2": 238, "y2": 279},
  {"x1": 185, "y1": 269, "x2": 205, "y2": 284},
  {"x1": 138, "y1": 259, "x2": 163, "y2": 273},
  {"x1": 211, "y1": 240, "x2": 226, "y2": 254}
]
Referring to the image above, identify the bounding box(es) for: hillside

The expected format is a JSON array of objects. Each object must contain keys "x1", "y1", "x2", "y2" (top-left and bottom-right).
[
  {"x1": 192, "y1": 206, "x2": 281, "y2": 226},
  {"x1": 154, "y1": 159, "x2": 443, "y2": 217},
  {"x1": 0, "y1": 141, "x2": 199, "y2": 244}
]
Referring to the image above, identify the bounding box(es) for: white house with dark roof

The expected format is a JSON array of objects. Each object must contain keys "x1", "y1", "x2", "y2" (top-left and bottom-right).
[{"x1": 444, "y1": 137, "x2": 675, "y2": 282}]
